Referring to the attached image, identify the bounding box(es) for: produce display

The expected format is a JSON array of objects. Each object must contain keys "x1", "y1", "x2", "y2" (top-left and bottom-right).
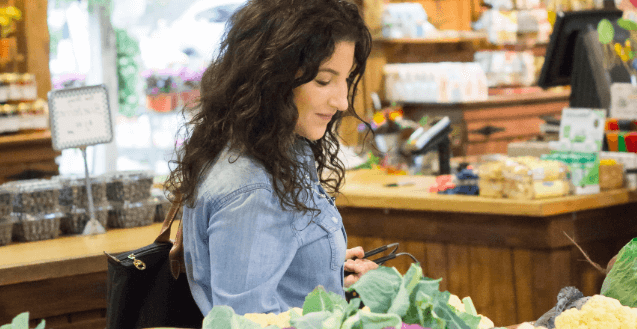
[{"x1": 201, "y1": 263, "x2": 505, "y2": 329}]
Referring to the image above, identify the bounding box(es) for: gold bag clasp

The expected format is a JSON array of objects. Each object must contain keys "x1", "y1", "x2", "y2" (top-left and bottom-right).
[{"x1": 128, "y1": 254, "x2": 146, "y2": 270}]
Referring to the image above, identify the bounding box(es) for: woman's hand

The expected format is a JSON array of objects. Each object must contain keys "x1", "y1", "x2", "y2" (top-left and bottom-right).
[{"x1": 344, "y1": 246, "x2": 379, "y2": 288}]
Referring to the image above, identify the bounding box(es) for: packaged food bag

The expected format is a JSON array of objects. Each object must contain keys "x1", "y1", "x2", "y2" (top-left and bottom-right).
[{"x1": 601, "y1": 238, "x2": 637, "y2": 307}]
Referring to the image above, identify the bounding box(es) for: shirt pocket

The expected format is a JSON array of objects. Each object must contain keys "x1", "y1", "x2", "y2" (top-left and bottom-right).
[{"x1": 314, "y1": 213, "x2": 346, "y2": 271}]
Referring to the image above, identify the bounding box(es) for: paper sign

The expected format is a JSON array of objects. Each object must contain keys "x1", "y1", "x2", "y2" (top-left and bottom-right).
[
  {"x1": 610, "y1": 82, "x2": 637, "y2": 120},
  {"x1": 48, "y1": 85, "x2": 113, "y2": 151}
]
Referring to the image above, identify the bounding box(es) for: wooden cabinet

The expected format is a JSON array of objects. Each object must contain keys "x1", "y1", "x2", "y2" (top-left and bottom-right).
[{"x1": 402, "y1": 88, "x2": 570, "y2": 156}]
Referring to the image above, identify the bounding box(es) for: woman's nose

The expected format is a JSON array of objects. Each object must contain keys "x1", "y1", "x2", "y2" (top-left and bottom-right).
[{"x1": 328, "y1": 83, "x2": 349, "y2": 112}]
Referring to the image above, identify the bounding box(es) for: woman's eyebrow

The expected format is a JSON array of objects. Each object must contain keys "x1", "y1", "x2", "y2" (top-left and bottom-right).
[{"x1": 318, "y1": 68, "x2": 340, "y2": 76}]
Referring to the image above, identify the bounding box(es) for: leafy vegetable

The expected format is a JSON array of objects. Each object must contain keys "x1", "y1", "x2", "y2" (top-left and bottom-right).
[
  {"x1": 202, "y1": 305, "x2": 279, "y2": 329},
  {"x1": 345, "y1": 266, "x2": 403, "y2": 313},
  {"x1": 302, "y1": 286, "x2": 348, "y2": 315},
  {"x1": 0, "y1": 312, "x2": 45, "y2": 329},
  {"x1": 618, "y1": 18, "x2": 637, "y2": 31},
  {"x1": 601, "y1": 237, "x2": 637, "y2": 307}
]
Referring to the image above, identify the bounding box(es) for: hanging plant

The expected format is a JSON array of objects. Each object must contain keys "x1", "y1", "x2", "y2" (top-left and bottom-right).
[{"x1": 116, "y1": 28, "x2": 141, "y2": 117}]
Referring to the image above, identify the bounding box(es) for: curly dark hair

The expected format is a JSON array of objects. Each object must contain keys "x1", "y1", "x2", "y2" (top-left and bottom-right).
[{"x1": 166, "y1": 0, "x2": 372, "y2": 214}]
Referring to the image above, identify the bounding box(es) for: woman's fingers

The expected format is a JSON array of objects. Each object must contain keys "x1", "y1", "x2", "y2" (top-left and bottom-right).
[{"x1": 345, "y1": 246, "x2": 365, "y2": 260}]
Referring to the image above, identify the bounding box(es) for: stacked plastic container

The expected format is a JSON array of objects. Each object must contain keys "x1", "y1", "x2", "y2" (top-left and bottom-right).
[
  {"x1": 0, "y1": 185, "x2": 13, "y2": 245},
  {"x1": 55, "y1": 176, "x2": 111, "y2": 234},
  {"x1": 384, "y1": 63, "x2": 488, "y2": 104},
  {"x1": 3, "y1": 179, "x2": 64, "y2": 242},
  {"x1": 479, "y1": 156, "x2": 571, "y2": 200},
  {"x1": 102, "y1": 171, "x2": 160, "y2": 228}
]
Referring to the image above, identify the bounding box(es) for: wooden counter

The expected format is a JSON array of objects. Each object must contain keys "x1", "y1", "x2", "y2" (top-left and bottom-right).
[
  {"x1": 0, "y1": 222, "x2": 176, "y2": 329},
  {"x1": 2, "y1": 170, "x2": 636, "y2": 328},
  {"x1": 337, "y1": 170, "x2": 637, "y2": 327}
]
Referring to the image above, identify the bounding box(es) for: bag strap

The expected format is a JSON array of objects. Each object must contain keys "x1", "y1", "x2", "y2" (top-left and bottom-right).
[{"x1": 154, "y1": 191, "x2": 186, "y2": 280}]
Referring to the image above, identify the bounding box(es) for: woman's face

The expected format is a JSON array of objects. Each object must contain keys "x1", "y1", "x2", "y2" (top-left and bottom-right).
[{"x1": 293, "y1": 41, "x2": 355, "y2": 141}]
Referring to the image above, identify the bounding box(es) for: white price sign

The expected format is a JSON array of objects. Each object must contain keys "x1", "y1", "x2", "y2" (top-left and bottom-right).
[{"x1": 48, "y1": 85, "x2": 113, "y2": 151}]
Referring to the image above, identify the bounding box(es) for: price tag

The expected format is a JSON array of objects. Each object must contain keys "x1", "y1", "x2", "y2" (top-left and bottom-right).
[
  {"x1": 47, "y1": 84, "x2": 113, "y2": 151},
  {"x1": 610, "y1": 83, "x2": 637, "y2": 120}
]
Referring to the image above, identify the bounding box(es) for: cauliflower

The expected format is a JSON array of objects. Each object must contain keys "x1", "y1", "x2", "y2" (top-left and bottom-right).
[
  {"x1": 449, "y1": 294, "x2": 495, "y2": 329},
  {"x1": 243, "y1": 307, "x2": 303, "y2": 328},
  {"x1": 555, "y1": 295, "x2": 637, "y2": 329}
]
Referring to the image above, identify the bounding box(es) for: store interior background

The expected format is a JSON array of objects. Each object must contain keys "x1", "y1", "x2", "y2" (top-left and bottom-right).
[{"x1": 49, "y1": 0, "x2": 247, "y2": 177}]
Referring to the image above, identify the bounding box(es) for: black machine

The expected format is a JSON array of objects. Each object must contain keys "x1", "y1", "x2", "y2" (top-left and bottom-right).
[{"x1": 537, "y1": 9, "x2": 625, "y2": 109}]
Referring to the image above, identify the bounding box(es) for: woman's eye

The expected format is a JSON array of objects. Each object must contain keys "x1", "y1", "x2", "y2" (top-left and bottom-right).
[{"x1": 316, "y1": 80, "x2": 329, "y2": 86}]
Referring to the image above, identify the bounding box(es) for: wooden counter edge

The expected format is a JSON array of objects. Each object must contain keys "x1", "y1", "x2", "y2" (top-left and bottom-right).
[
  {"x1": 0, "y1": 254, "x2": 106, "y2": 286},
  {"x1": 336, "y1": 187, "x2": 637, "y2": 217}
]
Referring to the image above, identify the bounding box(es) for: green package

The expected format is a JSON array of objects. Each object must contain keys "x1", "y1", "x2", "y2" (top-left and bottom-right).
[{"x1": 601, "y1": 238, "x2": 637, "y2": 307}]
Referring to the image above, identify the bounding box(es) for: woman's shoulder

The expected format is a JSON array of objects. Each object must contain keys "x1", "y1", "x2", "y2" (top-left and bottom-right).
[{"x1": 197, "y1": 149, "x2": 272, "y2": 201}]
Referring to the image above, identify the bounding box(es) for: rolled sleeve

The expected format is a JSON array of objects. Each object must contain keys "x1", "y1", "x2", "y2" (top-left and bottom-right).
[{"x1": 206, "y1": 185, "x2": 299, "y2": 315}]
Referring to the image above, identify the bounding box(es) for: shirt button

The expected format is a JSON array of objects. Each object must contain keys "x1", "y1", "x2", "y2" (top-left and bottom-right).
[{"x1": 331, "y1": 216, "x2": 338, "y2": 223}]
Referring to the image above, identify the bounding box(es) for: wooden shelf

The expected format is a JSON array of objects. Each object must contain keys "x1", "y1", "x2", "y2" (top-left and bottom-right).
[
  {"x1": 0, "y1": 129, "x2": 52, "y2": 146},
  {"x1": 399, "y1": 88, "x2": 571, "y2": 109}
]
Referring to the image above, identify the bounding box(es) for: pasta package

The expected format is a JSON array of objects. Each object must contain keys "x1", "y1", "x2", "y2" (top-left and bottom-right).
[
  {"x1": 503, "y1": 156, "x2": 568, "y2": 182},
  {"x1": 505, "y1": 180, "x2": 571, "y2": 200},
  {"x1": 478, "y1": 179, "x2": 505, "y2": 198}
]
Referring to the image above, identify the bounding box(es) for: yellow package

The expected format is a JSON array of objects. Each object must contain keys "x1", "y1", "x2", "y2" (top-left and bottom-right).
[{"x1": 479, "y1": 179, "x2": 505, "y2": 198}]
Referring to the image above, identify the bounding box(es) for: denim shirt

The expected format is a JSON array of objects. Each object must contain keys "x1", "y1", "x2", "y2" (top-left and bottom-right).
[{"x1": 182, "y1": 140, "x2": 347, "y2": 316}]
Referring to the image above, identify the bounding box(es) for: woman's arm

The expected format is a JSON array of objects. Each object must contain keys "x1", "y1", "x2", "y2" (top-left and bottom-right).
[{"x1": 205, "y1": 187, "x2": 298, "y2": 315}]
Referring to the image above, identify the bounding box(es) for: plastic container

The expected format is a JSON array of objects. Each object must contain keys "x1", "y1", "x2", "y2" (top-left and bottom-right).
[
  {"x1": 0, "y1": 216, "x2": 13, "y2": 246},
  {"x1": 108, "y1": 198, "x2": 160, "y2": 228},
  {"x1": 55, "y1": 176, "x2": 108, "y2": 211},
  {"x1": 60, "y1": 205, "x2": 111, "y2": 235},
  {"x1": 6, "y1": 179, "x2": 62, "y2": 214},
  {"x1": 102, "y1": 171, "x2": 155, "y2": 202},
  {"x1": 11, "y1": 212, "x2": 63, "y2": 242},
  {"x1": 0, "y1": 185, "x2": 13, "y2": 218}
]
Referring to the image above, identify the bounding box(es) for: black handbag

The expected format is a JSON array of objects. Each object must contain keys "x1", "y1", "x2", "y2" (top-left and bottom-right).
[{"x1": 104, "y1": 193, "x2": 204, "y2": 329}]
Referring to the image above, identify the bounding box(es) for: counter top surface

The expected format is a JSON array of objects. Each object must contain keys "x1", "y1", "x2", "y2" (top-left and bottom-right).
[
  {"x1": 336, "y1": 169, "x2": 637, "y2": 217},
  {"x1": 0, "y1": 222, "x2": 173, "y2": 286}
]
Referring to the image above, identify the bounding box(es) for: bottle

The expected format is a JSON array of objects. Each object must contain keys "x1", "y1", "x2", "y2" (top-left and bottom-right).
[
  {"x1": 21, "y1": 74, "x2": 37, "y2": 100},
  {"x1": 6, "y1": 74, "x2": 20, "y2": 101},
  {"x1": 0, "y1": 74, "x2": 8, "y2": 103}
]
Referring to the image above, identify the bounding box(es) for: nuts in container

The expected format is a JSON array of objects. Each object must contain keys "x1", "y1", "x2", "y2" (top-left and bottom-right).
[
  {"x1": 11, "y1": 212, "x2": 64, "y2": 242},
  {"x1": 55, "y1": 176, "x2": 109, "y2": 211},
  {"x1": 0, "y1": 185, "x2": 14, "y2": 218},
  {"x1": 0, "y1": 216, "x2": 13, "y2": 246},
  {"x1": 60, "y1": 205, "x2": 111, "y2": 235},
  {"x1": 6, "y1": 179, "x2": 62, "y2": 214},
  {"x1": 108, "y1": 198, "x2": 160, "y2": 228},
  {"x1": 102, "y1": 171, "x2": 155, "y2": 202}
]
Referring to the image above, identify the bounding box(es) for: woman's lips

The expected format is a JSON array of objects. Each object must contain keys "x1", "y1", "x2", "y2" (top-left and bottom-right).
[{"x1": 317, "y1": 113, "x2": 333, "y2": 120}]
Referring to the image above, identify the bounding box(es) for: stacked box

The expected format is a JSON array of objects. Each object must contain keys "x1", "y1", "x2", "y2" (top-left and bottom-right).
[
  {"x1": 2, "y1": 179, "x2": 63, "y2": 242},
  {"x1": 60, "y1": 206, "x2": 111, "y2": 235},
  {"x1": 102, "y1": 171, "x2": 154, "y2": 202},
  {"x1": 108, "y1": 199, "x2": 161, "y2": 228},
  {"x1": 56, "y1": 176, "x2": 109, "y2": 212},
  {"x1": 542, "y1": 152, "x2": 600, "y2": 195},
  {"x1": 0, "y1": 185, "x2": 14, "y2": 246},
  {"x1": 11, "y1": 212, "x2": 64, "y2": 242}
]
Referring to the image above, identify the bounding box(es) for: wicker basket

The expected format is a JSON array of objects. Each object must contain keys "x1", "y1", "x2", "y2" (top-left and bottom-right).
[{"x1": 12, "y1": 213, "x2": 62, "y2": 242}]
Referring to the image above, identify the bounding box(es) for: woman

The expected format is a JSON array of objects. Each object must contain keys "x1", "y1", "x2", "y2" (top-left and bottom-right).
[{"x1": 166, "y1": 0, "x2": 378, "y2": 316}]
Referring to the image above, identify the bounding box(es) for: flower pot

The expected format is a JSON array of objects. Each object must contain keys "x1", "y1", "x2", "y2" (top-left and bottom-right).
[
  {"x1": 179, "y1": 89, "x2": 200, "y2": 106},
  {"x1": 147, "y1": 93, "x2": 173, "y2": 113}
]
